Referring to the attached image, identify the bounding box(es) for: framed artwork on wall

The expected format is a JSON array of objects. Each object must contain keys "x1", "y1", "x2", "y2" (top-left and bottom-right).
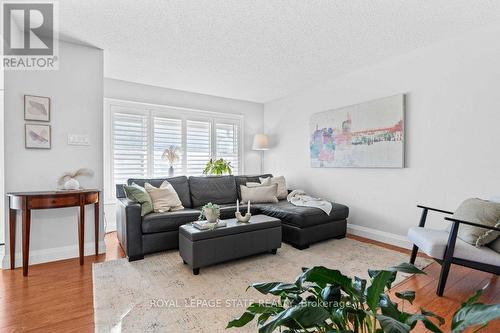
[
  {"x1": 25, "y1": 124, "x2": 51, "y2": 149},
  {"x1": 24, "y1": 95, "x2": 51, "y2": 122},
  {"x1": 310, "y1": 94, "x2": 405, "y2": 168}
]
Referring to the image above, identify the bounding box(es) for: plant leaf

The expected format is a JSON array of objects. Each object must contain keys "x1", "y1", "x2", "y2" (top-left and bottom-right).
[
  {"x1": 379, "y1": 294, "x2": 401, "y2": 320},
  {"x1": 227, "y1": 311, "x2": 255, "y2": 328},
  {"x1": 388, "y1": 262, "x2": 426, "y2": 275},
  {"x1": 421, "y1": 308, "x2": 445, "y2": 326},
  {"x1": 451, "y1": 304, "x2": 500, "y2": 333},
  {"x1": 249, "y1": 282, "x2": 301, "y2": 296},
  {"x1": 298, "y1": 266, "x2": 356, "y2": 295},
  {"x1": 321, "y1": 285, "x2": 341, "y2": 303},
  {"x1": 367, "y1": 270, "x2": 395, "y2": 312},
  {"x1": 405, "y1": 314, "x2": 443, "y2": 333},
  {"x1": 377, "y1": 314, "x2": 411, "y2": 333},
  {"x1": 395, "y1": 291, "x2": 416, "y2": 305},
  {"x1": 259, "y1": 303, "x2": 331, "y2": 333}
]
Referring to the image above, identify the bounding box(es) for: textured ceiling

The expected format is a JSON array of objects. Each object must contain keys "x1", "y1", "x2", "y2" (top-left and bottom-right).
[{"x1": 58, "y1": 1, "x2": 500, "y2": 103}]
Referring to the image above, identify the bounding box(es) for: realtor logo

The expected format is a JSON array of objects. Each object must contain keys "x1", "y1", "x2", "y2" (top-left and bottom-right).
[{"x1": 2, "y1": 1, "x2": 59, "y2": 70}]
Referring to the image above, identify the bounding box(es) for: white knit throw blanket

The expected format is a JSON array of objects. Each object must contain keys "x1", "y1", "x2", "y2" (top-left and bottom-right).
[{"x1": 287, "y1": 189, "x2": 332, "y2": 215}]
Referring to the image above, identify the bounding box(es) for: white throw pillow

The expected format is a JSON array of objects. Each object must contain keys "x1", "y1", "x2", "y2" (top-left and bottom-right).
[
  {"x1": 260, "y1": 176, "x2": 288, "y2": 199},
  {"x1": 240, "y1": 184, "x2": 278, "y2": 204},
  {"x1": 144, "y1": 181, "x2": 184, "y2": 213}
]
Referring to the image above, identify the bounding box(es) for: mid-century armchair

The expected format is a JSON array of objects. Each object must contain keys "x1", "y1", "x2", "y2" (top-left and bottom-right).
[{"x1": 408, "y1": 205, "x2": 500, "y2": 296}]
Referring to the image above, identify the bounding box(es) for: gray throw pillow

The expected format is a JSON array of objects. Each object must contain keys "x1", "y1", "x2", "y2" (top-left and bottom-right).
[{"x1": 453, "y1": 198, "x2": 500, "y2": 247}]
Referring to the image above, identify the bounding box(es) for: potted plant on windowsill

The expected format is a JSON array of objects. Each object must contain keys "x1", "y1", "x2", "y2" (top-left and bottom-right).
[{"x1": 203, "y1": 158, "x2": 232, "y2": 176}]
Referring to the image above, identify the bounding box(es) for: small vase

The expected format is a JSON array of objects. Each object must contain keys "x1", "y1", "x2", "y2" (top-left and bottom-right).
[
  {"x1": 203, "y1": 208, "x2": 219, "y2": 223},
  {"x1": 168, "y1": 166, "x2": 174, "y2": 177},
  {"x1": 64, "y1": 178, "x2": 80, "y2": 190}
]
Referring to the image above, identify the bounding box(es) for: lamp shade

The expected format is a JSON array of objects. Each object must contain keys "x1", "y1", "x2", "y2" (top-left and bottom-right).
[{"x1": 252, "y1": 134, "x2": 269, "y2": 150}]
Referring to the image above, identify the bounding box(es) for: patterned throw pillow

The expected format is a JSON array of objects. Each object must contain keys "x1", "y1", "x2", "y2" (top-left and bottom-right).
[
  {"x1": 123, "y1": 183, "x2": 153, "y2": 216},
  {"x1": 260, "y1": 176, "x2": 288, "y2": 199},
  {"x1": 453, "y1": 198, "x2": 500, "y2": 247},
  {"x1": 144, "y1": 181, "x2": 184, "y2": 213}
]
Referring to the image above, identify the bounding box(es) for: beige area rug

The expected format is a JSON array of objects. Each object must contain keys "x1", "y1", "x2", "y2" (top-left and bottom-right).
[{"x1": 93, "y1": 238, "x2": 431, "y2": 332}]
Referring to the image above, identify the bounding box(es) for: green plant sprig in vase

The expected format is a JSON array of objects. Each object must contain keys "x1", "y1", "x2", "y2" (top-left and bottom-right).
[{"x1": 203, "y1": 158, "x2": 232, "y2": 175}]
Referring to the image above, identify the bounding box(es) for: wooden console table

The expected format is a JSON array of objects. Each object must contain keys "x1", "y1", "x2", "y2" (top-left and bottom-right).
[{"x1": 7, "y1": 189, "x2": 100, "y2": 276}]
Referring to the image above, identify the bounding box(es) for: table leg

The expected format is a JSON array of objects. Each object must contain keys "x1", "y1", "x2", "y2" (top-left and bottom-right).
[
  {"x1": 94, "y1": 201, "x2": 99, "y2": 256},
  {"x1": 9, "y1": 209, "x2": 16, "y2": 270},
  {"x1": 22, "y1": 209, "x2": 31, "y2": 276},
  {"x1": 79, "y1": 203, "x2": 85, "y2": 265}
]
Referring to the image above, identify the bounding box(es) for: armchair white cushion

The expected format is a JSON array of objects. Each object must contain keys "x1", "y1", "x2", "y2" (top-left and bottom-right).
[{"x1": 408, "y1": 226, "x2": 500, "y2": 267}]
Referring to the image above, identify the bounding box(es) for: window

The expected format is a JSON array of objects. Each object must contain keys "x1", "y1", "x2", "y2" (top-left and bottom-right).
[
  {"x1": 112, "y1": 111, "x2": 148, "y2": 185},
  {"x1": 107, "y1": 100, "x2": 242, "y2": 187}
]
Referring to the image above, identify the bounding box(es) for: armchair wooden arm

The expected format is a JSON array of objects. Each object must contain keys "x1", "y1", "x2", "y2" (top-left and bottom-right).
[
  {"x1": 444, "y1": 217, "x2": 500, "y2": 232},
  {"x1": 417, "y1": 205, "x2": 454, "y2": 215},
  {"x1": 416, "y1": 204, "x2": 453, "y2": 228}
]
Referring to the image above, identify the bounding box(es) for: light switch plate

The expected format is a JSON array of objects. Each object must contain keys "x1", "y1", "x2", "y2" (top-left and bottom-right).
[{"x1": 68, "y1": 134, "x2": 90, "y2": 146}]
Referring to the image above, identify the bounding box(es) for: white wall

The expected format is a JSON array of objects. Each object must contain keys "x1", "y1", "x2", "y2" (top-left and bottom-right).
[
  {"x1": 3, "y1": 41, "x2": 104, "y2": 268},
  {"x1": 103, "y1": 79, "x2": 264, "y2": 231},
  {"x1": 264, "y1": 26, "x2": 500, "y2": 248}
]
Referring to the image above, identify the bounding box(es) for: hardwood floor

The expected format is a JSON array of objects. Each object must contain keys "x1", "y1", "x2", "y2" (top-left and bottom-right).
[{"x1": 0, "y1": 233, "x2": 498, "y2": 332}]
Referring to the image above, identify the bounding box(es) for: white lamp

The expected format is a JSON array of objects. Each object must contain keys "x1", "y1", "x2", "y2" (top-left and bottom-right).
[{"x1": 252, "y1": 134, "x2": 269, "y2": 173}]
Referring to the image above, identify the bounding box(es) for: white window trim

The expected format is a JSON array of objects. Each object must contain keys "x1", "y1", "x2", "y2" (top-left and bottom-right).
[{"x1": 103, "y1": 98, "x2": 245, "y2": 204}]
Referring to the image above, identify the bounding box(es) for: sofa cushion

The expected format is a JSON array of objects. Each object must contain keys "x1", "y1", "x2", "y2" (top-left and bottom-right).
[
  {"x1": 235, "y1": 174, "x2": 273, "y2": 200},
  {"x1": 258, "y1": 200, "x2": 349, "y2": 228},
  {"x1": 128, "y1": 176, "x2": 192, "y2": 208},
  {"x1": 408, "y1": 227, "x2": 500, "y2": 267},
  {"x1": 189, "y1": 176, "x2": 238, "y2": 207},
  {"x1": 123, "y1": 183, "x2": 153, "y2": 216},
  {"x1": 240, "y1": 184, "x2": 279, "y2": 204},
  {"x1": 142, "y1": 209, "x2": 200, "y2": 234}
]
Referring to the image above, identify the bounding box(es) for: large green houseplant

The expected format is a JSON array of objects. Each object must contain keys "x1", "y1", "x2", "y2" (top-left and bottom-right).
[{"x1": 227, "y1": 263, "x2": 500, "y2": 333}]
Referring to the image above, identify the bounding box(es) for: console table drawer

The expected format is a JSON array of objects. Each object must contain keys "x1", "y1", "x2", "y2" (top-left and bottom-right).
[{"x1": 29, "y1": 196, "x2": 80, "y2": 209}]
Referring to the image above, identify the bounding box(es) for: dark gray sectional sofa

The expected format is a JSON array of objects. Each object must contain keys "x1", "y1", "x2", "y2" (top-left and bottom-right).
[{"x1": 116, "y1": 174, "x2": 349, "y2": 261}]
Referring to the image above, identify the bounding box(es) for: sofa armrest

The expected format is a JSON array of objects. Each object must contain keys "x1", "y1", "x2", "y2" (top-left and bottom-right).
[{"x1": 116, "y1": 198, "x2": 144, "y2": 261}]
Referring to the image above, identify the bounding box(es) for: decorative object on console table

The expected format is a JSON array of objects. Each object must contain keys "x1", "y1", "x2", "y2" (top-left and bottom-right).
[
  {"x1": 7, "y1": 189, "x2": 100, "y2": 276},
  {"x1": 252, "y1": 133, "x2": 269, "y2": 173},
  {"x1": 24, "y1": 95, "x2": 50, "y2": 122},
  {"x1": 57, "y1": 168, "x2": 94, "y2": 190},
  {"x1": 25, "y1": 123, "x2": 51, "y2": 149},
  {"x1": 161, "y1": 145, "x2": 180, "y2": 177},
  {"x1": 310, "y1": 94, "x2": 405, "y2": 168}
]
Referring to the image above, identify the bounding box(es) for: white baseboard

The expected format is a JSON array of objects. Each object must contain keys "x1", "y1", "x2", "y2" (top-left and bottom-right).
[
  {"x1": 1, "y1": 241, "x2": 106, "y2": 269},
  {"x1": 347, "y1": 224, "x2": 412, "y2": 250}
]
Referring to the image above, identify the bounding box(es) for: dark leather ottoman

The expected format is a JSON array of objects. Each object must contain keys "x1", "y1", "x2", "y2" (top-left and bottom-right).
[{"x1": 178, "y1": 215, "x2": 282, "y2": 275}]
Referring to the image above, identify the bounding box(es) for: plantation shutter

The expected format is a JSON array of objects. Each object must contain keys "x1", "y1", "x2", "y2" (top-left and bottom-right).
[
  {"x1": 153, "y1": 116, "x2": 182, "y2": 177},
  {"x1": 215, "y1": 122, "x2": 239, "y2": 174},
  {"x1": 186, "y1": 120, "x2": 211, "y2": 175},
  {"x1": 112, "y1": 111, "x2": 148, "y2": 185}
]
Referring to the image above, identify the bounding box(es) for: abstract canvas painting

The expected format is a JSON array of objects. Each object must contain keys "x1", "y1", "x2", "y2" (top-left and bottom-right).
[
  {"x1": 25, "y1": 124, "x2": 51, "y2": 149},
  {"x1": 24, "y1": 95, "x2": 50, "y2": 121},
  {"x1": 310, "y1": 94, "x2": 405, "y2": 168}
]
